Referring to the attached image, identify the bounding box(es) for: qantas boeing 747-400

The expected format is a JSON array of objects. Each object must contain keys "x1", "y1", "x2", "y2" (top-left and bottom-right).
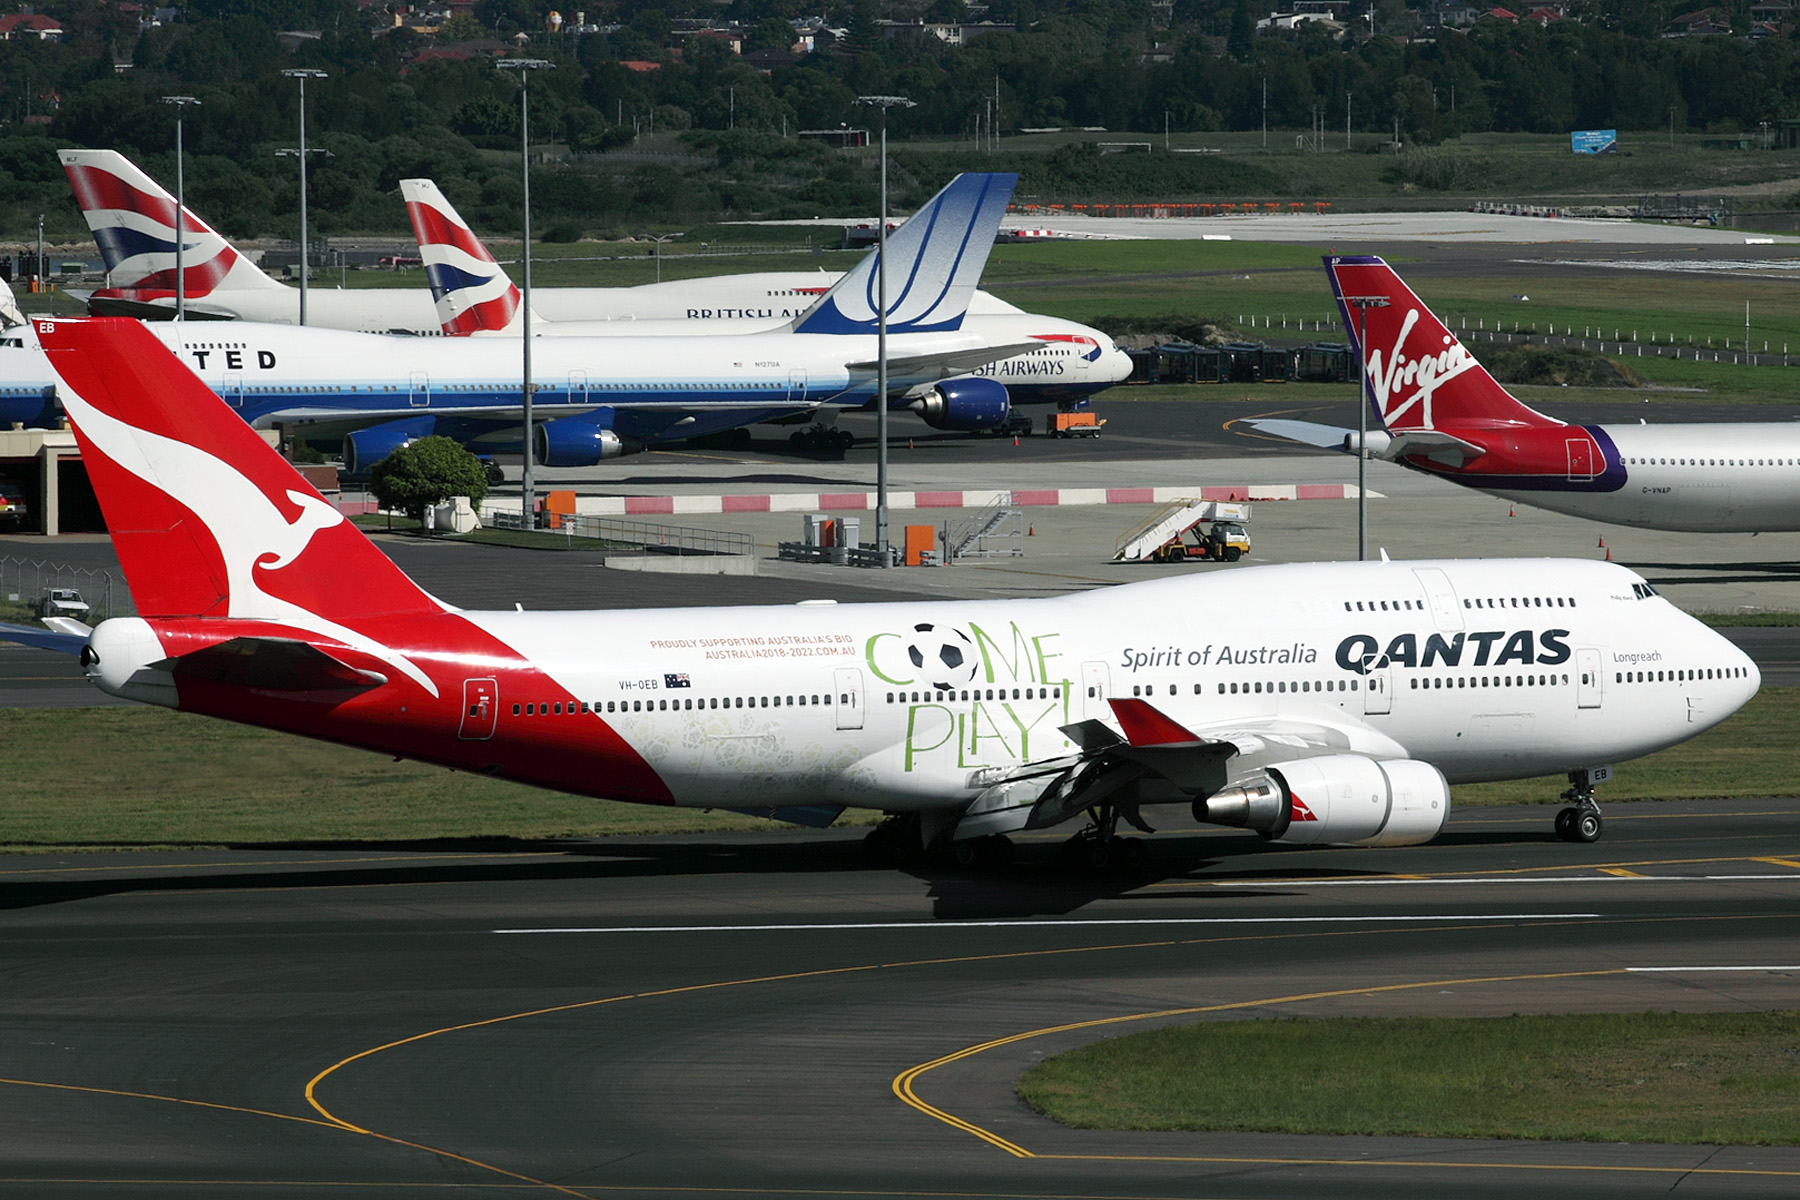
[{"x1": 0, "y1": 316, "x2": 1760, "y2": 863}]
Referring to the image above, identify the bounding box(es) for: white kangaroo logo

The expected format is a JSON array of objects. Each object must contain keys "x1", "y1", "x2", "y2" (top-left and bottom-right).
[{"x1": 57, "y1": 380, "x2": 442, "y2": 697}]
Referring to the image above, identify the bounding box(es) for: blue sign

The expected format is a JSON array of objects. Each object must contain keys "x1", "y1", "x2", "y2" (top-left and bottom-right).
[{"x1": 1571, "y1": 129, "x2": 1618, "y2": 155}]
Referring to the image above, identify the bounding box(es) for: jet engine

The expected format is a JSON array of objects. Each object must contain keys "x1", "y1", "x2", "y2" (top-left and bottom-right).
[
  {"x1": 1193, "y1": 755, "x2": 1449, "y2": 847},
  {"x1": 535, "y1": 416, "x2": 637, "y2": 467},
  {"x1": 908, "y1": 377, "x2": 1010, "y2": 431},
  {"x1": 343, "y1": 416, "x2": 437, "y2": 475}
]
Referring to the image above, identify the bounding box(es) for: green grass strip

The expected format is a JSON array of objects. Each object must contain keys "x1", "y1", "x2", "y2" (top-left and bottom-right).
[
  {"x1": 1018, "y1": 1011, "x2": 1800, "y2": 1144},
  {"x1": 0, "y1": 688, "x2": 1791, "y2": 850}
]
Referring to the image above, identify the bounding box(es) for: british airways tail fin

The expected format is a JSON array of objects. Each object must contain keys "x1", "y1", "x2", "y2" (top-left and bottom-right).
[
  {"x1": 59, "y1": 149, "x2": 285, "y2": 300},
  {"x1": 792, "y1": 172, "x2": 1017, "y2": 336},
  {"x1": 34, "y1": 316, "x2": 444, "y2": 623},
  {"x1": 1326, "y1": 255, "x2": 1557, "y2": 433},
  {"x1": 399, "y1": 178, "x2": 524, "y2": 335}
]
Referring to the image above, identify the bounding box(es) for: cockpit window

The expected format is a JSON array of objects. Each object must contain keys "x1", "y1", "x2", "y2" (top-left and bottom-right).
[{"x1": 1631, "y1": 582, "x2": 1661, "y2": 599}]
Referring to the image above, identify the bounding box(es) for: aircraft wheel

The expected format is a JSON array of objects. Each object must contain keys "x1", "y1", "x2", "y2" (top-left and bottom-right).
[
  {"x1": 975, "y1": 834, "x2": 1014, "y2": 869},
  {"x1": 1554, "y1": 807, "x2": 1577, "y2": 841},
  {"x1": 837, "y1": 430, "x2": 855, "y2": 450},
  {"x1": 1082, "y1": 837, "x2": 1114, "y2": 873},
  {"x1": 1118, "y1": 837, "x2": 1148, "y2": 870},
  {"x1": 1573, "y1": 810, "x2": 1603, "y2": 844},
  {"x1": 1060, "y1": 834, "x2": 1090, "y2": 873},
  {"x1": 790, "y1": 431, "x2": 805, "y2": 448},
  {"x1": 946, "y1": 838, "x2": 979, "y2": 870}
]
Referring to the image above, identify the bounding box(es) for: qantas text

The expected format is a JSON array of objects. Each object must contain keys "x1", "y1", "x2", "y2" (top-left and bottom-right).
[{"x1": 1335, "y1": 628, "x2": 1571, "y2": 674}]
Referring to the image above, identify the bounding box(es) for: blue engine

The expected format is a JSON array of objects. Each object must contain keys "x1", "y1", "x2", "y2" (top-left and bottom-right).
[
  {"x1": 909, "y1": 377, "x2": 1010, "y2": 431},
  {"x1": 343, "y1": 416, "x2": 437, "y2": 475},
  {"x1": 535, "y1": 414, "x2": 636, "y2": 467}
]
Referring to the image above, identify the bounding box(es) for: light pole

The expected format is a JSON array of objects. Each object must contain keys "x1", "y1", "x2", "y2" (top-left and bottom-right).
[
  {"x1": 1344, "y1": 294, "x2": 1390, "y2": 562},
  {"x1": 857, "y1": 93, "x2": 915, "y2": 567},
  {"x1": 1346, "y1": 91, "x2": 1352, "y2": 150},
  {"x1": 161, "y1": 96, "x2": 200, "y2": 320},
  {"x1": 497, "y1": 58, "x2": 553, "y2": 527},
  {"x1": 645, "y1": 231, "x2": 683, "y2": 283},
  {"x1": 280, "y1": 69, "x2": 328, "y2": 325}
]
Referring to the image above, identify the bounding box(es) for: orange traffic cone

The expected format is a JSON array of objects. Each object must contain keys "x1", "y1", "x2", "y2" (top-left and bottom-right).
[
  {"x1": 1604, "y1": 547, "x2": 1612, "y2": 561},
  {"x1": 1598, "y1": 536, "x2": 1606, "y2": 548},
  {"x1": 909, "y1": 439, "x2": 914, "y2": 450},
  {"x1": 1028, "y1": 525, "x2": 1035, "y2": 536},
  {"x1": 1013, "y1": 436, "x2": 1019, "y2": 447},
  {"x1": 1508, "y1": 506, "x2": 1516, "y2": 517}
]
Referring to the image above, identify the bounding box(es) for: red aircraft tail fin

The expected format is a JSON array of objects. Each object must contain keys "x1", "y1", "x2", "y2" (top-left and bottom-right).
[
  {"x1": 1326, "y1": 256, "x2": 1559, "y2": 434},
  {"x1": 35, "y1": 317, "x2": 446, "y2": 623}
]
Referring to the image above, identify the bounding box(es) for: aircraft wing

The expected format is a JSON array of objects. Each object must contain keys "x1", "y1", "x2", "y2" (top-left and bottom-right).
[
  {"x1": 0, "y1": 621, "x2": 89, "y2": 655},
  {"x1": 845, "y1": 341, "x2": 1041, "y2": 378},
  {"x1": 968, "y1": 697, "x2": 1405, "y2": 835}
]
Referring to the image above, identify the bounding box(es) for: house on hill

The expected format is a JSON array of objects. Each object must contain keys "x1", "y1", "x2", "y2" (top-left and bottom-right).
[{"x1": 0, "y1": 13, "x2": 63, "y2": 40}]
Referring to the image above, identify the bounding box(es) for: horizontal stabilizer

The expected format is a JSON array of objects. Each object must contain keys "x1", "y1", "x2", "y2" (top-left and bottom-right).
[
  {"x1": 1385, "y1": 429, "x2": 1487, "y2": 465},
  {"x1": 0, "y1": 621, "x2": 89, "y2": 655},
  {"x1": 1244, "y1": 417, "x2": 1356, "y2": 450},
  {"x1": 158, "y1": 636, "x2": 388, "y2": 692},
  {"x1": 1058, "y1": 719, "x2": 1124, "y2": 753}
]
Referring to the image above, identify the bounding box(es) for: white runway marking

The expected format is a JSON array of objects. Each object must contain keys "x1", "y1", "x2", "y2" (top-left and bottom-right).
[
  {"x1": 1218, "y1": 874, "x2": 1800, "y2": 886},
  {"x1": 495, "y1": 914, "x2": 1600, "y2": 935},
  {"x1": 1627, "y1": 965, "x2": 1800, "y2": 973}
]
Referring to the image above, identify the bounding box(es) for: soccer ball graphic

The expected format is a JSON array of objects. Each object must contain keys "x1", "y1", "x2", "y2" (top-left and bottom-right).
[{"x1": 907, "y1": 622, "x2": 979, "y2": 690}]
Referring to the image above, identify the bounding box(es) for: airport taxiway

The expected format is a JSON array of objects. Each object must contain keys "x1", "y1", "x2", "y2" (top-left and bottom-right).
[{"x1": 2, "y1": 800, "x2": 1799, "y2": 1197}]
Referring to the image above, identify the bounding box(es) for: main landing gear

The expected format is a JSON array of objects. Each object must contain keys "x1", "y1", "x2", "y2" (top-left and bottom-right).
[
  {"x1": 862, "y1": 814, "x2": 1013, "y2": 871},
  {"x1": 1058, "y1": 799, "x2": 1152, "y2": 875},
  {"x1": 1554, "y1": 767, "x2": 1607, "y2": 843}
]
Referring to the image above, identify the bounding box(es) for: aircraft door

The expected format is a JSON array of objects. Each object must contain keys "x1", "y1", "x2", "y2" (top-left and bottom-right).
[
  {"x1": 833, "y1": 667, "x2": 864, "y2": 730},
  {"x1": 1412, "y1": 567, "x2": 1465, "y2": 634},
  {"x1": 1576, "y1": 648, "x2": 1603, "y2": 709},
  {"x1": 409, "y1": 371, "x2": 430, "y2": 408},
  {"x1": 1081, "y1": 660, "x2": 1110, "y2": 720},
  {"x1": 1566, "y1": 436, "x2": 1595, "y2": 481},
  {"x1": 1362, "y1": 669, "x2": 1392, "y2": 715},
  {"x1": 787, "y1": 369, "x2": 808, "y2": 403},
  {"x1": 222, "y1": 373, "x2": 244, "y2": 408},
  {"x1": 458, "y1": 678, "x2": 499, "y2": 740},
  {"x1": 569, "y1": 370, "x2": 588, "y2": 408}
]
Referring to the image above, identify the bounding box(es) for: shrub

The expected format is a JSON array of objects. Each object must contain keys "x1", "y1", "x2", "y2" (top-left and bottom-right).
[{"x1": 369, "y1": 435, "x2": 491, "y2": 522}]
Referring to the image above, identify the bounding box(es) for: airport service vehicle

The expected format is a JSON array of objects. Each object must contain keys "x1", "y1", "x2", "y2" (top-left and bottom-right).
[
  {"x1": 0, "y1": 480, "x2": 25, "y2": 529},
  {"x1": 8, "y1": 316, "x2": 1760, "y2": 867},
  {"x1": 399, "y1": 177, "x2": 1133, "y2": 412},
  {"x1": 59, "y1": 148, "x2": 1023, "y2": 335},
  {"x1": 1251, "y1": 256, "x2": 1800, "y2": 532},
  {"x1": 1114, "y1": 501, "x2": 1253, "y2": 565},
  {"x1": 38, "y1": 589, "x2": 89, "y2": 619},
  {"x1": 1046, "y1": 411, "x2": 1104, "y2": 438}
]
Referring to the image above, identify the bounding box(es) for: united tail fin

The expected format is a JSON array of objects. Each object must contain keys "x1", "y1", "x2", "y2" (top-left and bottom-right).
[
  {"x1": 792, "y1": 172, "x2": 1017, "y2": 336},
  {"x1": 399, "y1": 178, "x2": 524, "y2": 335},
  {"x1": 33, "y1": 316, "x2": 445, "y2": 624},
  {"x1": 60, "y1": 150, "x2": 286, "y2": 301},
  {"x1": 1326, "y1": 255, "x2": 1558, "y2": 434}
]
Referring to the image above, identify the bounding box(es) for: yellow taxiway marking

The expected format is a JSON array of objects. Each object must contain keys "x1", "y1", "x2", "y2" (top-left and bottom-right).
[
  {"x1": 1599, "y1": 867, "x2": 1645, "y2": 877},
  {"x1": 892, "y1": 967, "x2": 1800, "y2": 1179},
  {"x1": 1146, "y1": 852, "x2": 1800, "y2": 889}
]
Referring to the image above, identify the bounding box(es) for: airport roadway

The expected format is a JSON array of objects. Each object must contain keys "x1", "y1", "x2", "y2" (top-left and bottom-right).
[{"x1": 3, "y1": 799, "x2": 1800, "y2": 1198}]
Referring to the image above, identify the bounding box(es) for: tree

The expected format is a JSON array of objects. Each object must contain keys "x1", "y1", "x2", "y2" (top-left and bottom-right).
[{"x1": 369, "y1": 436, "x2": 490, "y2": 523}]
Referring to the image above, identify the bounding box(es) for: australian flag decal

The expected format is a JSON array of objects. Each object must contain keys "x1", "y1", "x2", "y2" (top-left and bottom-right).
[{"x1": 664, "y1": 673, "x2": 692, "y2": 689}]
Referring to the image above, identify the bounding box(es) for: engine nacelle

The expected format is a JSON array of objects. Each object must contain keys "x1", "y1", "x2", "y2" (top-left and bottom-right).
[
  {"x1": 909, "y1": 377, "x2": 1010, "y2": 431},
  {"x1": 1193, "y1": 755, "x2": 1449, "y2": 847},
  {"x1": 343, "y1": 416, "x2": 437, "y2": 475},
  {"x1": 1343, "y1": 429, "x2": 1393, "y2": 459},
  {"x1": 535, "y1": 416, "x2": 635, "y2": 467}
]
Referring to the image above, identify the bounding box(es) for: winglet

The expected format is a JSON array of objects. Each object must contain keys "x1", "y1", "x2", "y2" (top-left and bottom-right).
[
  {"x1": 792, "y1": 172, "x2": 1017, "y2": 336},
  {"x1": 399, "y1": 178, "x2": 523, "y2": 335},
  {"x1": 1107, "y1": 698, "x2": 1205, "y2": 747},
  {"x1": 59, "y1": 149, "x2": 283, "y2": 299}
]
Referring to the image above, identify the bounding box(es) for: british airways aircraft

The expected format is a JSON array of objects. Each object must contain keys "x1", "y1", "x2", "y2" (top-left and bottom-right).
[
  {"x1": 8, "y1": 173, "x2": 1039, "y2": 465},
  {"x1": 8, "y1": 315, "x2": 1759, "y2": 862},
  {"x1": 59, "y1": 148, "x2": 1024, "y2": 335},
  {"x1": 1252, "y1": 256, "x2": 1800, "y2": 532},
  {"x1": 400, "y1": 177, "x2": 1132, "y2": 410}
]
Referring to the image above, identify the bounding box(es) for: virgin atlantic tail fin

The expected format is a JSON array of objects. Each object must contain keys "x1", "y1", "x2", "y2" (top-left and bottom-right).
[
  {"x1": 34, "y1": 316, "x2": 446, "y2": 624},
  {"x1": 792, "y1": 172, "x2": 1017, "y2": 336},
  {"x1": 399, "y1": 178, "x2": 523, "y2": 335},
  {"x1": 1326, "y1": 256, "x2": 1558, "y2": 434},
  {"x1": 59, "y1": 149, "x2": 285, "y2": 302}
]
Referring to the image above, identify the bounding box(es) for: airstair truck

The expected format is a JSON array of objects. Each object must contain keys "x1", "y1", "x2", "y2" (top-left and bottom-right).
[{"x1": 1113, "y1": 500, "x2": 1251, "y2": 563}]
